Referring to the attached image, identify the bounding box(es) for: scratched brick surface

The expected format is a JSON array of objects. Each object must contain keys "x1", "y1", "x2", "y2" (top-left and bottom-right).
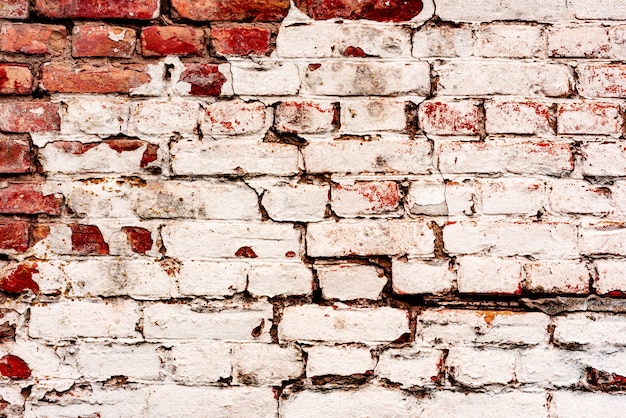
[{"x1": 2, "y1": 0, "x2": 626, "y2": 416}]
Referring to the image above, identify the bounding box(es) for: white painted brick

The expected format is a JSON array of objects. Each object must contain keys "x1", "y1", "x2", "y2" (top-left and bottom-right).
[
  {"x1": 569, "y1": 0, "x2": 626, "y2": 20},
  {"x1": 436, "y1": 0, "x2": 568, "y2": 22},
  {"x1": 128, "y1": 98, "x2": 199, "y2": 135},
  {"x1": 419, "y1": 309, "x2": 550, "y2": 346},
  {"x1": 161, "y1": 221, "x2": 301, "y2": 259},
  {"x1": 554, "y1": 313, "x2": 626, "y2": 346},
  {"x1": 0, "y1": 340, "x2": 76, "y2": 381},
  {"x1": 549, "y1": 180, "x2": 612, "y2": 215},
  {"x1": 143, "y1": 302, "x2": 273, "y2": 342},
  {"x1": 582, "y1": 349, "x2": 626, "y2": 377},
  {"x1": 524, "y1": 260, "x2": 590, "y2": 294},
  {"x1": 303, "y1": 61, "x2": 430, "y2": 96},
  {"x1": 340, "y1": 98, "x2": 408, "y2": 133},
  {"x1": 203, "y1": 99, "x2": 267, "y2": 136},
  {"x1": 231, "y1": 60, "x2": 301, "y2": 96},
  {"x1": 406, "y1": 178, "x2": 449, "y2": 216},
  {"x1": 418, "y1": 99, "x2": 480, "y2": 135},
  {"x1": 260, "y1": 181, "x2": 328, "y2": 222},
  {"x1": 444, "y1": 221, "x2": 579, "y2": 258},
  {"x1": 149, "y1": 386, "x2": 277, "y2": 418},
  {"x1": 61, "y1": 97, "x2": 129, "y2": 135},
  {"x1": 75, "y1": 343, "x2": 162, "y2": 380},
  {"x1": 614, "y1": 182, "x2": 626, "y2": 214},
  {"x1": 438, "y1": 140, "x2": 574, "y2": 176},
  {"x1": 610, "y1": 26, "x2": 626, "y2": 59},
  {"x1": 171, "y1": 138, "x2": 301, "y2": 176},
  {"x1": 232, "y1": 344, "x2": 303, "y2": 385},
  {"x1": 177, "y1": 261, "x2": 248, "y2": 297},
  {"x1": 275, "y1": 100, "x2": 336, "y2": 134},
  {"x1": 376, "y1": 347, "x2": 442, "y2": 388},
  {"x1": 307, "y1": 220, "x2": 434, "y2": 257},
  {"x1": 582, "y1": 142, "x2": 626, "y2": 176},
  {"x1": 577, "y1": 63, "x2": 626, "y2": 98},
  {"x1": 331, "y1": 180, "x2": 401, "y2": 217},
  {"x1": 436, "y1": 61, "x2": 572, "y2": 97},
  {"x1": 580, "y1": 222, "x2": 626, "y2": 255},
  {"x1": 557, "y1": 102, "x2": 622, "y2": 135},
  {"x1": 276, "y1": 22, "x2": 411, "y2": 58},
  {"x1": 29, "y1": 299, "x2": 141, "y2": 340},
  {"x1": 478, "y1": 178, "x2": 545, "y2": 215},
  {"x1": 280, "y1": 387, "x2": 423, "y2": 418},
  {"x1": 548, "y1": 26, "x2": 611, "y2": 58},
  {"x1": 247, "y1": 263, "x2": 313, "y2": 297},
  {"x1": 303, "y1": 136, "x2": 433, "y2": 175},
  {"x1": 456, "y1": 256, "x2": 523, "y2": 294},
  {"x1": 421, "y1": 391, "x2": 547, "y2": 418},
  {"x1": 516, "y1": 348, "x2": 584, "y2": 387},
  {"x1": 412, "y1": 24, "x2": 474, "y2": 58},
  {"x1": 316, "y1": 264, "x2": 386, "y2": 300},
  {"x1": 170, "y1": 342, "x2": 231, "y2": 384},
  {"x1": 594, "y1": 259, "x2": 626, "y2": 295},
  {"x1": 447, "y1": 347, "x2": 515, "y2": 386},
  {"x1": 485, "y1": 100, "x2": 553, "y2": 134},
  {"x1": 551, "y1": 392, "x2": 626, "y2": 418},
  {"x1": 476, "y1": 24, "x2": 543, "y2": 58},
  {"x1": 305, "y1": 346, "x2": 375, "y2": 377},
  {"x1": 392, "y1": 258, "x2": 455, "y2": 294},
  {"x1": 279, "y1": 305, "x2": 410, "y2": 344}
]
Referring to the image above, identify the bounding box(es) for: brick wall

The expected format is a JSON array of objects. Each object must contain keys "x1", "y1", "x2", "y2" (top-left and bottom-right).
[{"x1": 1, "y1": 0, "x2": 626, "y2": 416}]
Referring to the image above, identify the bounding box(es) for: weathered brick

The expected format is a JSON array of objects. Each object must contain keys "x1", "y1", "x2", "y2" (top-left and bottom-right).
[
  {"x1": 0, "y1": 221, "x2": 29, "y2": 253},
  {"x1": 392, "y1": 258, "x2": 455, "y2": 294},
  {"x1": 176, "y1": 63, "x2": 231, "y2": 96},
  {"x1": 340, "y1": 98, "x2": 407, "y2": 133},
  {"x1": 457, "y1": 256, "x2": 523, "y2": 294},
  {"x1": 25, "y1": 389, "x2": 149, "y2": 417},
  {"x1": 171, "y1": 342, "x2": 231, "y2": 384},
  {"x1": 306, "y1": 345, "x2": 376, "y2": 376},
  {"x1": 247, "y1": 263, "x2": 313, "y2": 297},
  {"x1": 279, "y1": 305, "x2": 410, "y2": 343},
  {"x1": 203, "y1": 100, "x2": 266, "y2": 136},
  {"x1": 478, "y1": 178, "x2": 545, "y2": 216},
  {"x1": 475, "y1": 23, "x2": 543, "y2": 58},
  {"x1": 580, "y1": 222, "x2": 626, "y2": 255},
  {"x1": 275, "y1": 101, "x2": 336, "y2": 134},
  {"x1": 549, "y1": 180, "x2": 612, "y2": 215},
  {"x1": 0, "y1": 184, "x2": 62, "y2": 215},
  {"x1": 412, "y1": 24, "x2": 473, "y2": 58},
  {"x1": 177, "y1": 262, "x2": 247, "y2": 297},
  {"x1": 406, "y1": 178, "x2": 449, "y2": 216},
  {"x1": 258, "y1": 181, "x2": 328, "y2": 222},
  {"x1": 554, "y1": 313, "x2": 626, "y2": 346},
  {"x1": 60, "y1": 97, "x2": 129, "y2": 135},
  {"x1": 447, "y1": 347, "x2": 515, "y2": 386},
  {"x1": 0, "y1": 23, "x2": 66, "y2": 55},
  {"x1": 294, "y1": 0, "x2": 424, "y2": 21},
  {"x1": 375, "y1": 347, "x2": 442, "y2": 388},
  {"x1": 436, "y1": 0, "x2": 568, "y2": 22},
  {"x1": 0, "y1": 64, "x2": 32, "y2": 94},
  {"x1": 419, "y1": 100, "x2": 481, "y2": 135},
  {"x1": 0, "y1": 0, "x2": 29, "y2": 19},
  {"x1": 211, "y1": 24, "x2": 271, "y2": 56},
  {"x1": 569, "y1": 0, "x2": 626, "y2": 20},
  {"x1": 422, "y1": 392, "x2": 547, "y2": 418},
  {"x1": 76, "y1": 343, "x2": 162, "y2": 381},
  {"x1": 72, "y1": 25, "x2": 136, "y2": 58},
  {"x1": 316, "y1": 263, "x2": 386, "y2": 300},
  {"x1": 35, "y1": 0, "x2": 159, "y2": 19},
  {"x1": 577, "y1": 63, "x2": 626, "y2": 98},
  {"x1": 0, "y1": 102, "x2": 60, "y2": 132},
  {"x1": 172, "y1": 0, "x2": 289, "y2": 21},
  {"x1": 141, "y1": 26, "x2": 205, "y2": 57},
  {"x1": 485, "y1": 100, "x2": 553, "y2": 134},
  {"x1": 331, "y1": 180, "x2": 401, "y2": 217},
  {"x1": 0, "y1": 136, "x2": 30, "y2": 173},
  {"x1": 231, "y1": 60, "x2": 301, "y2": 96},
  {"x1": 516, "y1": 348, "x2": 584, "y2": 387},
  {"x1": 551, "y1": 392, "x2": 626, "y2": 418},
  {"x1": 581, "y1": 142, "x2": 626, "y2": 176},
  {"x1": 548, "y1": 26, "x2": 611, "y2": 58},
  {"x1": 557, "y1": 102, "x2": 622, "y2": 135},
  {"x1": 232, "y1": 344, "x2": 303, "y2": 385},
  {"x1": 129, "y1": 99, "x2": 200, "y2": 135},
  {"x1": 594, "y1": 260, "x2": 626, "y2": 296},
  {"x1": 40, "y1": 63, "x2": 152, "y2": 94},
  {"x1": 524, "y1": 260, "x2": 591, "y2": 294}
]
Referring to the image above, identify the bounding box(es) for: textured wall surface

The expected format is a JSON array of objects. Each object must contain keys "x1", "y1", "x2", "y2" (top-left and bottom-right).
[{"x1": 1, "y1": 0, "x2": 626, "y2": 416}]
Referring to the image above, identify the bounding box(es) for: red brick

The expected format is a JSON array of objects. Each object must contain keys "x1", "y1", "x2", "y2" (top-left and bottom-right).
[
  {"x1": 419, "y1": 100, "x2": 481, "y2": 135},
  {"x1": 0, "y1": 355, "x2": 31, "y2": 379},
  {"x1": 70, "y1": 224, "x2": 109, "y2": 255},
  {"x1": 122, "y1": 226, "x2": 153, "y2": 254},
  {"x1": 0, "y1": 184, "x2": 62, "y2": 215},
  {"x1": 0, "y1": 221, "x2": 29, "y2": 253},
  {"x1": 172, "y1": 0, "x2": 289, "y2": 21},
  {"x1": 0, "y1": 102, "x2": 60, "y2": 133},
  {"x1": 0, "y1": 0, "x2": 29, "y2": 19},
  {"x1": 0, "y1": 263, "x2": 39, "y2": 293},
  {"x1": 40, "y1": 63, "x2": 151, "y2": 94},
  {"x1": 211, "y1": 24, "x2": 271, "y2": 56},
  {"x1": 0, "y1": 136, "x2": 30, "y2": 173},
  {"x1": 0, "y1": 23, "x2": 66, "y2": 55},
  {"x1": 72, "y1": 25, "x2": 136, "y2": 58},
  {"x1": 35, "y1": 0, "x2": 159, "y2": 19},
  {"x1": 141, "y1": 26, "x2": 205, "y2": 57},
  {"x1": 0, "y1": 64, "x2": 32, "y2": 95},
  {"x1": 179, "y1": 63, "x2": 227, "y2": 96},
  {"x1": 295, "y1": 0, "x2": 424, "y2": 21}
]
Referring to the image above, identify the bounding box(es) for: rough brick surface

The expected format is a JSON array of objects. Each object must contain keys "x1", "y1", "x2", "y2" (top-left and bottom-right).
[{"x1": 2, "y1": 0, "x2": 626, "y2": 415}]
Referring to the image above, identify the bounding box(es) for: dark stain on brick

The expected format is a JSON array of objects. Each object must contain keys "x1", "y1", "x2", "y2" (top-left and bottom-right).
[
  {"x1": 122, "y1": 226, "x2": 153, "y2": 254},
  {"x1": 235, "y1": 246, "x2": 258, "y2": 258},
  {"x1": 251, "y1": 318, "x2": 264, "y2": 337}
]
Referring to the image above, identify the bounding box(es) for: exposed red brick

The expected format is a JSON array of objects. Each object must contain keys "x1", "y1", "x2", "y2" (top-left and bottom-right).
[
  {"x1": 35, "y1": 0, "x2": 159, "y2": 19},
  {"x1": 40, "y1": 63, "x2": 151, "y2": 94},
  {"x1": 0, "y1": 137, "x2": 30, "y2": 173},
  {"x1": 0, "y1": 0, "x2": 29, "y2": 19},
  {"x1": 0, "y1": 221, "x2": 29, "y2": 253},
  {"x1": 141, "y1": 26, "x2": 205, "y2": 57},
  {"x1": 0, "y1": 64, "x2": 32, "y2": 95},
  {"x1": 70, "y1": 224, "x2": 110, "y2": 255},
  {"x1": 52, "y1": 141, "x2": 99, "y2": 155},
  {"x1": 172, "y1": 0, "x2": 290, "y2": 21},
  {"x1": 419, "y1": 101, "x2": 481, "y2": 135},
  {"x1": 122, "y1": 226, "x2": 153, "y2": 254},
  {"x1": 179, "y1": 63, "x2": 227, "y2": 96},
  {"x1": 0, "y1": 354, "x2": 31, "y2": 379},
  {"x1": 72, "y1": 25, "x2": 136, "y2": 58},
  {"x1": 32, "y1": 224, "x2": 50, "y2": 244},
  {"x1": 295, "y1": 0, "x2": 424, "y2": 21},
  {"x1": 0, "y1": 263, "x2": 39, "y2": 294},
  {"x1": 343, "y1": 46, "x2": 367, "y2": 57},
  {"x1": 211, "y1": 25, "x2": 271, "y2": 56},
  {"x1": 140, "y1": 144, "x2": 159, "y2": 168},
  {"x1": 235, "y1": 246, "x2": 258, "y2": 258},
  {"x1": 0, "y1": 184, "x2": 62, "y2": 215},
  {"x1": 0, "y1": 23, "x2": 66, "y2": 55},
  {"x1": 0, "y1": 102, "x2": 60, "y2": 133}
]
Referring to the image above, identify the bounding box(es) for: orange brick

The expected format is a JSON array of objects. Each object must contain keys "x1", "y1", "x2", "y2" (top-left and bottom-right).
[
  {"x1": 40, "y1": 63, "x2": 152, "y2": 94},
  {"x1": 35, "y1": 0, "x2": 158, "y2": 19},
  {"x1": 0, "y1": 64, "x2": 32, "y2": 94},
  {"x1": 141, "y1": 26, "x2": 206, "y2": 57},
  {"x1": 0, "y1": 0, "x2": 29, "y2": 19},
  {"x1": 0, "y1": 23, "x2": 66, "y2": 55}
]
